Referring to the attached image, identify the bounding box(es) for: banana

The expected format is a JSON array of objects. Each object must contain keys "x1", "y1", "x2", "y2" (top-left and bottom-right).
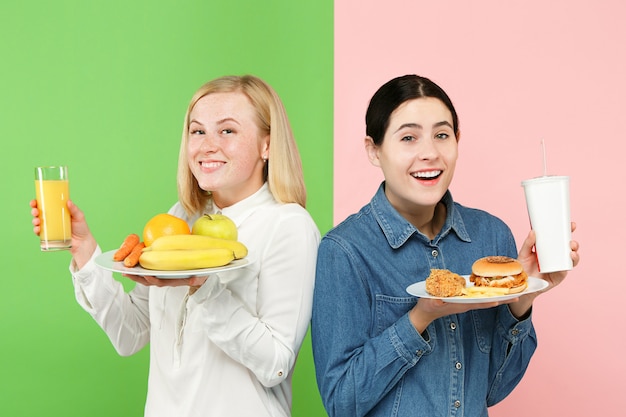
[
  {"x1": 139, "y1": 248, "x2": 235, "y2": 270},
  {"x1": 146, "y1": 234, "x2": 248, "y2": 259}
]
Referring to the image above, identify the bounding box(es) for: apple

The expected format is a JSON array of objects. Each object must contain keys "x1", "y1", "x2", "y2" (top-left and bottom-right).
[{"x1": 191, "y1": 214, "x2": 238, "y2": 240}]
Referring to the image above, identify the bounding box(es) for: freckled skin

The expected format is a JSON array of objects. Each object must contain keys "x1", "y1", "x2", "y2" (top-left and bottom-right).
[{"x1": 187, "y1": 92, "x2": 269, "y2": 208}]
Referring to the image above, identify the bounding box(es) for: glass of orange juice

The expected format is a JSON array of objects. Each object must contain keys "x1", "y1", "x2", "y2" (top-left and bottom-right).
[{"x1": 35, "y1": 166, "x2": 72, "y2": 251}]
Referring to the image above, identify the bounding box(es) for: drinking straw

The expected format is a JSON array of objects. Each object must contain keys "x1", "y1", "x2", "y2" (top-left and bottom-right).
[{"x1": 541, "y1": 139, "x2": 547, "y2": 176}]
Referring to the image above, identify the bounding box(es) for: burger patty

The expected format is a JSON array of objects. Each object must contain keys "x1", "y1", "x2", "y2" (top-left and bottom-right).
[{"x1": 470, "y1": 270, "x2": 528, "y2": 288}]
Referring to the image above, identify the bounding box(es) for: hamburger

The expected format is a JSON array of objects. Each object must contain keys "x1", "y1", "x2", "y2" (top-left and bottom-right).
[
  {"x1": 425, "y1": 269, "x2": 466, "y2": 297},
  {"x1": 469, "y1": 256, "x2": 528, "y2": 294}
]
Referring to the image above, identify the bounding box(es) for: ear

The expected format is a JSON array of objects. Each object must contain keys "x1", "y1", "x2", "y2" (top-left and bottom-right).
[
  {"x1": 456, "y1": 130, "x2": 461, "y2": 143},
  {"x1": 364, "y1": 136, "x2": 381, "y2": 167},
  {"x1": 260, "y1": 134, "x2": 270, "y2": 160}
]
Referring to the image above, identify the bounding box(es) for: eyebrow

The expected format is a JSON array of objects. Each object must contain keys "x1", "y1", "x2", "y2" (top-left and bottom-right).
[
  {"x1": 394, "y1": 120, "x2": 453, "y2": 133},
  {"x1": 189, "y1": 117, "x2": 241, "y2": 126}
]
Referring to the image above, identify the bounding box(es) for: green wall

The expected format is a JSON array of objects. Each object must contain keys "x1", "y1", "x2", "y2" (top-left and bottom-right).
[{"x1": 0, "y1": 1, "x2": 332, "y2": 416}]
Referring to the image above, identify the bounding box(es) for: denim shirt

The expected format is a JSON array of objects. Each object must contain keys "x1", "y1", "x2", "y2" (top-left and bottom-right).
[{"x1": 311, "y1": 183, "x2": 536, "y2": 417}]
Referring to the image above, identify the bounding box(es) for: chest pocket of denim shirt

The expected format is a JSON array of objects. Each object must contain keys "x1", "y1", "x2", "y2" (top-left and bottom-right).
[{"x1": 375, "y1": 294, "x2": 418, "y2": 336}]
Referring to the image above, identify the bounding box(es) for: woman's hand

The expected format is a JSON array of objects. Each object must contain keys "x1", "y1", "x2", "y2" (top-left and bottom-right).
[
  {"x1": 123, "y1": 274, "x2": 208, "y2": 289},
  {"x1": 409, "y1": 296, "x2": 519, "y2": 334},
  {"x1": 509, "y1": 222, "x2": 580, "y2": 318},
  {"x1": 30, "y1": 199, "x2": 98, "y2": 268},
  {"x1": 518, "y1": 222, "x2": 580, "y2": 290}
]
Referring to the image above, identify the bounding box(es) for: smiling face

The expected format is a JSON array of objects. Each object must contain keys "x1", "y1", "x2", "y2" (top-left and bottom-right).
[
  {"x1": 187, "y1": 91, "x2": 269, "y2": 208},
  {"x1": 365, "y1": 97, "x2": 459, "y2": 220}
]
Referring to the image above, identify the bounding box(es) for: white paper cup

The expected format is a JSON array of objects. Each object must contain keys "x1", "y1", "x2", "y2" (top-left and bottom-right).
[{"x1": 521, "y1": 175, "x2": 573, "y2": 273}]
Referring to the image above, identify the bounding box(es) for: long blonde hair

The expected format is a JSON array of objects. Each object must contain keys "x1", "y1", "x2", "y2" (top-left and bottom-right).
[{"x1": 177, "y1": 75, "x2": 306, "y2": 216}]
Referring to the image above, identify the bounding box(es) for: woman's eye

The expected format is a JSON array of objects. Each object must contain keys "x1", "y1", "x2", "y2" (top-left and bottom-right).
[
  {"x1": 190, "y1": 129, "x2": 205, "y2": 135},
  {"x1": 435, "y1": 132, "x2": 449, "y2": 140},
  {"x1": 221, "y1": 128, "x2": 233, "y2": 134},
  {"x1": 401, "y1": 135, "x2": 415, "y2": 142}
]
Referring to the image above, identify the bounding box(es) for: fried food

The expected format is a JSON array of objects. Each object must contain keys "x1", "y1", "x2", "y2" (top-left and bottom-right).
[
  {"x1": 469, "y1": 256, "x2": 528, "y2": 294},
  {"x1": 462, "y1": 286, "x2": 511, "y2": 298},
  {"x1": 425, "y1": 269, "x2": 466, "y2": 297}
]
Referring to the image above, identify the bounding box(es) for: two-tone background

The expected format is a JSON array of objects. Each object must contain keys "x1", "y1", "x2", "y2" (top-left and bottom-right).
[{"x1": 2, "y1": 1, "x2": 622, "y2": 416}]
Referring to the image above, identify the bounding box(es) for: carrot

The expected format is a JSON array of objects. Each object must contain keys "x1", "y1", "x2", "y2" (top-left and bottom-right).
[
  {"x1": 123, "y1": 242, "x2": 145, "y2": 267},
  {"x1": 113, "y1": 233, "x2": 140, "y2": 261}
]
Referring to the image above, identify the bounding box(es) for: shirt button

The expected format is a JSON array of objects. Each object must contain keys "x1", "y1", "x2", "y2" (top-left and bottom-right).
[
  {"x1": 450, "y1": 322, "x2": 457, "y2": 330},
  {"x1": 277, "y1": 370, "x2": 284, "y2": 377},
  {"x1": 454, "y1": 400, "x2": 461, "y2": 408},
  {"x1": 416, "y1": 349, "x2": 423, "y2": 356},
  {"x1": 455, "y1": 362, "x2": 462, "y2": 370},
  {"x1": 431, "y1": 249, "x2": 438, "y2": 257},
  {"x1": 512, "y1": 329, "x2": 520, "y2": 336}
]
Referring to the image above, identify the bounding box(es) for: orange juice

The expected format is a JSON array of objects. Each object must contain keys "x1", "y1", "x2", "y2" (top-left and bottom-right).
[{"x1": 35, "y1": 178, "x2": 71, "y2": 249}]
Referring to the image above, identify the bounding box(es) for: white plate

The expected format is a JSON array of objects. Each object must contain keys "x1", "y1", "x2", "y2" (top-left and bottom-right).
[
  {"x1": 406, "y1": 275, "x2": 548, "y2": 303},
  {"x1": 95, "y1": 249, "x2": 249, "y2": 279}
]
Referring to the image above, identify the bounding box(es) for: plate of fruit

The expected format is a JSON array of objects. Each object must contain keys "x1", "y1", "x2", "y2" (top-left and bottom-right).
[{"x1": 95, "y1": 213, "x2": 249, "y2": 278}]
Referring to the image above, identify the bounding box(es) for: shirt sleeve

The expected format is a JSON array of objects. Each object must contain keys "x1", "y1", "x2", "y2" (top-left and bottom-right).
[
  {"x1": 312, "y1": 237, "x2": 430, "y2": 417},
  {"x1": 482, "y1": 304, "x2": 536, "y2": 406},
  {"x1": 485, "y1": 225, "x2": 538, "y2": 405},
  {"x1": 71, "y1": 246, "x2": 151, "y2": 356},
  {"x1": 188, "y1": 211, "x2": 319, "y2": 388}
]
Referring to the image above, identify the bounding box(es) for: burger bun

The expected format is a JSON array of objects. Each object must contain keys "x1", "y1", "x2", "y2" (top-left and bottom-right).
[
  {"x1": 470, "y1": 256, "x2": 528, "y2": 294},
  {"x1": 472, "y1": 256, "x2": 523, "y2": 277}
]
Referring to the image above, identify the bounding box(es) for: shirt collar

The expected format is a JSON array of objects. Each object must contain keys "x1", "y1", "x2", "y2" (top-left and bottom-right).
[
  {"x1": 370, "y1": 182, "x2": 471, "y2": 248},
  {"x1": 207, "y1": 183, "x2": 275, "y2": 227}
]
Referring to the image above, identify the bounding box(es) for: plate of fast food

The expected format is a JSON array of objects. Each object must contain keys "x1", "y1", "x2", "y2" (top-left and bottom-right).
[
  {"x1": 406, "y1": 256, "x2": 549, "y2": 303},
  {"x1": 95, "y1": 250, "x2": 249, "y2": 279}
]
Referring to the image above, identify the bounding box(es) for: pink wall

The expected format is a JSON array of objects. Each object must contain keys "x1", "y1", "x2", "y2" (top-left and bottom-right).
[{"x1": 334, "y1": 1, "x2": 625, "y2": 415}]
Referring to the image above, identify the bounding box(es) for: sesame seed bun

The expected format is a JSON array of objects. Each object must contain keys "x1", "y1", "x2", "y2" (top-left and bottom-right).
[
  {"x1": 470, "y1": 256, "x2": 528, "y2": 293},
  {"x1": 471, "y1": 256, "x2": 524, "y2": 277}
]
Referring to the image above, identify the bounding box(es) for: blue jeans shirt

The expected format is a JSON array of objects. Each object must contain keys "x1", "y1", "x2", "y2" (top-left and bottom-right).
[{"x1": 312, "y1": 183, "x2": 536, "y2": 417}]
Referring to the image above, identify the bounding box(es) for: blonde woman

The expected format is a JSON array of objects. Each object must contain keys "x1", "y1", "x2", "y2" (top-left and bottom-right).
[{"x1": 30, "y1": 75, "x2": 320, "y2": 417}]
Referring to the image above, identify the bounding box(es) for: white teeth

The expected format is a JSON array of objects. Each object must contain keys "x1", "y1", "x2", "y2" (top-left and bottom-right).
[
  {"x1": 413, "y1": 170, "x2": 442, "y2": 179},
  {"x1": 201, "y1": 162, "x2": 223, "y2": 168}
]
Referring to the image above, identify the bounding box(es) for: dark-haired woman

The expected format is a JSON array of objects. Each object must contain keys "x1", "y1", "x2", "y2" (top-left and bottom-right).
[{"x1": 311, "y1": 75, "x2": 579, "y2": 417}]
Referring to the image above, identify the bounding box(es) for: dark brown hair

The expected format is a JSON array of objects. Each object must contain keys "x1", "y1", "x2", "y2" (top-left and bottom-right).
[{"x1": 365, "y1": 75, "x2": 459, "y2": 145}]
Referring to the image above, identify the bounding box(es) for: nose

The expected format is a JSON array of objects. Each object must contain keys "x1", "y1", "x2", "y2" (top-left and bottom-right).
[
  {"x1": 417, "y1": 137, "x2": 439, "y2": 160},
  {"x1": 199, "y1": 134, "x2": 218, "y2": 153}
]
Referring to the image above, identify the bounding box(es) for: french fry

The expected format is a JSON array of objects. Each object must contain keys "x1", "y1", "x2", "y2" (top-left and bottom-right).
[
  {"x1": 113, "y1": 234, "x2": 141, "y2": 261},
  {"x1": 123, "y1": 242, "x2": 145, "y2": 268},
  {"x1": 462, "y1": 286, "x2": 511, "y2": 298}
]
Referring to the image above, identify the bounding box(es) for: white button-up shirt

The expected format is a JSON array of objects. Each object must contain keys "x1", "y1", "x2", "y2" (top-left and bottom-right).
[{"x1": 71, "y1": 184, "x2": 320, "y2": 416}]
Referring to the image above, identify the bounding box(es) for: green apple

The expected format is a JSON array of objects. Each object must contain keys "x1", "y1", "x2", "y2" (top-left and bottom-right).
[{"x1": 191, "y1": 214, "x2": 238, "y2": 240}]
